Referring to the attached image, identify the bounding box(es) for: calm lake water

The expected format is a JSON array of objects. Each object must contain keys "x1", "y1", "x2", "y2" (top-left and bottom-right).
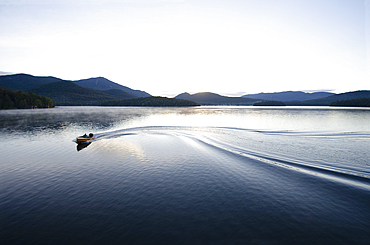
[{"x1": 1, "y1": 106, "x2": 370, "y2": 244}]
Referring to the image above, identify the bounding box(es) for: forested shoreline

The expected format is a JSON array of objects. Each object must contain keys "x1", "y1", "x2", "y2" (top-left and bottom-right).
[
  {"x1": 0, "y1": 89, "x2": 55, "y2": 109},
  {"x1": 329, "y1": 98, "x2": 370, "y2": 107}
]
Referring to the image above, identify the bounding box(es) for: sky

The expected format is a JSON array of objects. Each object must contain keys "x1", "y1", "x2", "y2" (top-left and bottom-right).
[{"x1": 0, "y1": 0, "x2": 369, "y2": 97}]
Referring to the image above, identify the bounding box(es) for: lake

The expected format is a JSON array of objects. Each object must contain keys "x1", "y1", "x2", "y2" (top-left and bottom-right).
[{"x1": 1, "y1": 106, "x2": 370, "y2": 244}]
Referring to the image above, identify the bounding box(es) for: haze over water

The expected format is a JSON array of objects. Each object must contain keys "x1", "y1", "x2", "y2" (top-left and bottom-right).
[{"x1": 1, "y1": 106, "x2": 370, "y2": 244}]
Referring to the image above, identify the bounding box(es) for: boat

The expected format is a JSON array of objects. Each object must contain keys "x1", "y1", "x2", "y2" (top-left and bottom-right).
[{"x1": 76, "y1": 133, "x2": 95, "y2": 143}]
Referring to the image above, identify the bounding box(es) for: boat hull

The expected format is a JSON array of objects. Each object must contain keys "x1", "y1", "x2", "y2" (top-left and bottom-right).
[{"x1": 76, "y1": 137, "x2": 95, "y2": 143}]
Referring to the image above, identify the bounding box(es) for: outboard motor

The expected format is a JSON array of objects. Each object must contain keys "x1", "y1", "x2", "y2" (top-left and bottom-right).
[{"x1": 89, "y1": 133, "x2": 94, "y2": 137}]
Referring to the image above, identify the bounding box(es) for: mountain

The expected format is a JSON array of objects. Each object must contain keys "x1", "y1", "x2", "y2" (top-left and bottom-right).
[
  {"x1": 29, "y1": 81, "x2": 121, "y2": 106},
  {"x1": 330, "y1": 97, "x2": 370, "y2": 107},
  {"x1": 0, "y1": 74, "x2": 63, "y2": 91},
  {"x1": 101, "y1": 96, "x2": 200, "y2": 107},
  {"x1": 101, "y1": 89, "x2": 137, "y2": 99},
  {"x1": 175, "y1": 92, "x2": 258, "y2": 105},
  {"x1": 243, "y1": 91, "x2": 335, "y2": 102},
  {"x1": 253, "y1": 101, "x2": 286, "y2": 106},
  {"x1": 73, "y1": 77, "x2": 151, "y2": 98},
  {"x1": 287, "y1": 90, "x2": 370, "y2": 106},
  {"x1": 0, "y1": 74, "x2": 151, "y2": 98},
  {"x1": 0, "y1": 85, "x2": 15, "y2": 91}
]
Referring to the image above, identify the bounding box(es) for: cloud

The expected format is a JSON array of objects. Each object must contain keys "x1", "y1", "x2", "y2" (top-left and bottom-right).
[{"x1": 0, "y1": 71, "x2": 15, "y2": 75}]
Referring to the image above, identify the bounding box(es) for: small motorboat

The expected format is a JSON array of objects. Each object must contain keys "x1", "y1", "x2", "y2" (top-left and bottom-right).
[{"x1": 76, "y1": 133, "x2": 95, "y2": 143}]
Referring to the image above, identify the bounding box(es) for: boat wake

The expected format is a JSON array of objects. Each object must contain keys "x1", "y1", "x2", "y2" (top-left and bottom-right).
[
  {"x1": 194, "y1": 132, "x2": 370, "y2": 189},
  {"x1": 79, "y1": 126, "x2": 370, "y2": 189}
]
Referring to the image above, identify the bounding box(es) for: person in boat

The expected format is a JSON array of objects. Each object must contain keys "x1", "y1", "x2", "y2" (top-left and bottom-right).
[{"x1": 80, "y1": 133, "x2": 93, "y2": 138}]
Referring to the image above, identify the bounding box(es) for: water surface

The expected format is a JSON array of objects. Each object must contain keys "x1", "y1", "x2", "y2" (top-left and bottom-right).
[{"x1": 1, "y1": 106, "x2": 370, "y2": 244}]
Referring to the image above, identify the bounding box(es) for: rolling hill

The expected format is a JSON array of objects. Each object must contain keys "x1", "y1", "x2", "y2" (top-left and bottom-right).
[
  {"x1": 0, "y1": 74, "x2": 63, "y2": 91},
  {"x1": 29, "y1": 81, "x2": 121, "y2": 106},
  {"x1": 2, "y1": 73, "x2": 369, "y2": 107},
  {"x1": 330, "y1": 97, "x2": 370, "y2": 107},
  {"x1": 101, "y1": 96, "x2": 200, "y2": 107},
  {"x1": 243, "y1": 91, "x2": 335, "y2": 101},
  {"x1": 0, "y1": 74, "x2": 151, "y2": 99},
  {"x1": 287, "y1": 90, "x2": 370, "y2": 106},
  {"x1": 175, "y1": 92, "x2": 258, "y2": 105},
  {"x1": 101, "y1": 89, "x2": 137, "y2": 99},
  {"x1": 0, "y1": 85, "x2": 16, "y2": 91},
  {"x1": 73, "y1": 77, "x2": 151, "y2": 97}
]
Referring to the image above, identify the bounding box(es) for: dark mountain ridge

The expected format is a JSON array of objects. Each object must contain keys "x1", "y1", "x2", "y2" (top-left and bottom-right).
[
  {"x1": 0, "y1": 74, "x2": 63, "y2": 91},
  {"x1": 29, "y1": 81, "x2": 121, "y2": 106},
  {"x1": 243, "y1": 91, "x2": 335, "y2": 101},
  {"x1": 73, "y1": 77, "x2": 150, "y2": 98},
  {"x1": 175, "y1": 92, "x2": 258, "y2": 105},
  {"x1": 287, "y1": 90, "x2": 370, "y2": 106},
  {"x1": 0, "y1": 73, "x2": 153, "y2": 105},
  {"x1": 2, "y1": 73, "x2": 369, "y2": 107},
  {"x1": 101, "y1": 89, "x2": 137, "y2": 99},
  {"x1": 330, "y1": 97, "x2": 370, "y2": 107},
  {"x1": 0, "y1": 74, "x2": 151, "y2": 98},
  {"x1": 102, "y1": 96, "x2": 200, "y2": 107},
  {"x1": 175, "y1": 90, "x2": 370, "y2": 107}
]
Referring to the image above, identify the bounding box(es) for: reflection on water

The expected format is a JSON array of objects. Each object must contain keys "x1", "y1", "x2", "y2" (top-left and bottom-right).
[
  {"x1": 76, "y1": 142, "x2": 91, "y2": 151},
  {"x1": 1, "y1": 106, "x2": 370, "y2": 244}
]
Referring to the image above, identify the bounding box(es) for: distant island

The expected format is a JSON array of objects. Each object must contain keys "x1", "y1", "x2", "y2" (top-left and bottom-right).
[{"x1": 101, "y1": 96, "x2": 200, "y2": 107}]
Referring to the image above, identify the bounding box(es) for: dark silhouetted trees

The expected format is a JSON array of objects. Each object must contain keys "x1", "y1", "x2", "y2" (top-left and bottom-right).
[
  {"x1": 330, "y1": 98, "x2": 370, "y2": 107},
  {"x1": 0, "y1": 89, "x2": 55, "y2": 109}
]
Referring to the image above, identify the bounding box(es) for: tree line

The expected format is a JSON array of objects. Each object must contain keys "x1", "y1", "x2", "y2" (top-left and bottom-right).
[
  {"x1": 329, "y1": 98, "x2": 370, "y2": 107},
  {"x1": 0, "y1": 89, "x2": 55, "y2": 109},
  {"x1": 253, "y1": 100, "x2": 286, "y2": 106}
]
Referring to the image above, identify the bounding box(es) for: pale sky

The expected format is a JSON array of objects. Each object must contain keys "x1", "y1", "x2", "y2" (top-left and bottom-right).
[{"x1": 0, "y1": 0, "x2": 369, "y2": 97}]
